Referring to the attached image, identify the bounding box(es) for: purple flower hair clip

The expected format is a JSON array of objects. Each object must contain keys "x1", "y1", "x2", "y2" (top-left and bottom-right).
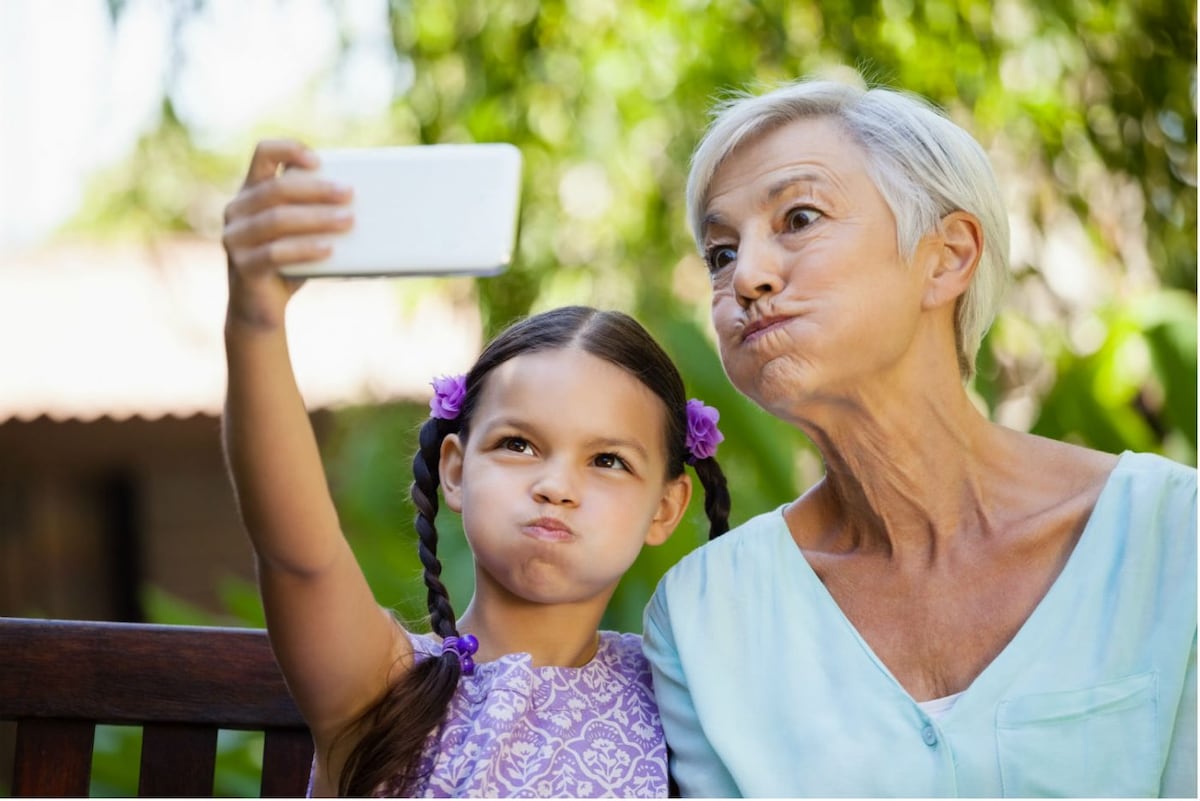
[
  {"x1": 685, "y1": 398, "x2": 724, "y2": 463},
  {"x1": 441, "y1": 634, "x2": 479, "y2": 675},
  {"x1": 429, "y1": 373, "x2": 467, "y2": 420}
]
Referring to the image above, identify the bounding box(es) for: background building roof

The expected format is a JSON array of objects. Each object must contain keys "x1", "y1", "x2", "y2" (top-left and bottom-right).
[{"x1": 0, "y1": 237, "x2": 483, "y2": 422}]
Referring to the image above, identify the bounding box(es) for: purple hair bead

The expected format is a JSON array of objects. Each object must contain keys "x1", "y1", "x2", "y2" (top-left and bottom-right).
[{"x1": 442, "y1": 633, "x2": 479, "y2": 675}]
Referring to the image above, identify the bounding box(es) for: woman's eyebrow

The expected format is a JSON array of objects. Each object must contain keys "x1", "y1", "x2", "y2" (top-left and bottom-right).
[
  {"x1": 701, "y1": 212, "x2": 727, "y2": 238},
  {"x1": 766, "y1": 171, "x2": 824, "y2": 201},
  {"x1": 702, "y1": 171, "x2": 828, "y2": 237}
]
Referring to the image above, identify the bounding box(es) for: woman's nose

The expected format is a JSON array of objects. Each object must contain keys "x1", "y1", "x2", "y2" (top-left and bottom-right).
[
  {"x1": 531, "y1": 461, "x2": 579, "y2": 506},
  {"x1": 731, "y1": 237, "x2": 786, "y2": 307}
]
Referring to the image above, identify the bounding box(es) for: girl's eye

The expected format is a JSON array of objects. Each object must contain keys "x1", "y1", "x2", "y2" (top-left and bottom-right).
[
  {"x1": 593, "y1": 453, "x2": 629, "y2": 471},
  {"x1": 501, "y1": 437, "x2": 531, "y2": 454},
  {"x1": 785, "y1": 206, "x2": 822, "y2": 231},
  {"x1": 704, "y1": 245, "x2": 737, "y2": 274}
]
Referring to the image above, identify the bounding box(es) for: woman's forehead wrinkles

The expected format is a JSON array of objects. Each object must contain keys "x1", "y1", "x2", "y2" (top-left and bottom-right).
[
  {"x1": 765, "y1": 170, "x2": 830, "y2": 200},
  {"x1": 702, "y1": 165, "x2": 849, "y2": 236}
]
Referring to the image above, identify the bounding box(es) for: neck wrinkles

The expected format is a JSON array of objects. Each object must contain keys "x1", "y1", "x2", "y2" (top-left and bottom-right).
[{"x1": 794, "y1": 383, "x2": 1000, "y2": 561}]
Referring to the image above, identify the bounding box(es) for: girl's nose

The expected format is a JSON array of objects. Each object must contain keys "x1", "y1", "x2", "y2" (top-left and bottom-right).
[{"x1": 531, "y1": 461, "x2": 578, "y2": 506}]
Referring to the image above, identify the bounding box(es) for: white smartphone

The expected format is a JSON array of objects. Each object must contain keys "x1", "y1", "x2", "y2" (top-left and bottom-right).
[{"x1": 279, "y1": 143, "x2": 523, "y2": 278}]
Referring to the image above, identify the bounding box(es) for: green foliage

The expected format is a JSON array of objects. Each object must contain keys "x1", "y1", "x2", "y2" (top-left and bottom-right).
[
  {"x1": 66, "y1": 100, "x2": 240, "y2": 242},
  {"x1": 88, "y1": 726, "x2": 143, "y2": 797},
  {"x1": 88, "y1": 724, "x2": 267, "y2": 797},
  {"x1": 1033, "y1": 290, "x2": 1197, "y2": 464}
]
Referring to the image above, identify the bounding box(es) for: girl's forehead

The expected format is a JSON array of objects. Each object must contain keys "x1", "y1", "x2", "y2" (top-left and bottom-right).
[
  {"x1": 483, "y1": 348, "x2": 647, "y2": 398},
  {"x1": 474, "y1": 348, "x2": 667, "y2": 432}
]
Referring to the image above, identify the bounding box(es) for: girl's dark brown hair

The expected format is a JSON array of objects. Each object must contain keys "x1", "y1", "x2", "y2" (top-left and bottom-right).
[{"x1": 337, "y1": 306, "x2": 730, "y2": 795}]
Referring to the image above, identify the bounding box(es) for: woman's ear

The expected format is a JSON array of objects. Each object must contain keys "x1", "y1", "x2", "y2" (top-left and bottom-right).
[
  {"x1": 922, "y1": 210, "x2": 983, "y2": 310},
  {"x1": 644, "y1": 474, "x2": 693, "y2": 547},
  {"x1": 439, "y1": 433, "x2": 466, "y2": 513}
]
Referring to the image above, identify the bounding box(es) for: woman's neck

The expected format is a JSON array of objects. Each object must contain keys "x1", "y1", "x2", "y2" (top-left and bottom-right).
[{"x1": 791, "y1": 373, "x2": 1009, "y2": 559}]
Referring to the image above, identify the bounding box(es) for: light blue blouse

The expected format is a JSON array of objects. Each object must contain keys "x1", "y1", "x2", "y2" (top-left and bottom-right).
[{"x1": 644, "y1": 452, "x2": 1197, "y2": 797}]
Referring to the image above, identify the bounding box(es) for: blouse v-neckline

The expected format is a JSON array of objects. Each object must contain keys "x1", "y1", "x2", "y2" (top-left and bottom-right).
[{"x1": 775, "y1": 451, "x2": 1132, "y2": 719}]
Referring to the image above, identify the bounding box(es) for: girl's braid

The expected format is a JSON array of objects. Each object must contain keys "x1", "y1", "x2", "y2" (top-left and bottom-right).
[
  {"x1": 692, "y1": 456, "x2": 731, "y2": 540},
  {"x1": 410, "y1": 416, "x2": 460, "y2": 639}
]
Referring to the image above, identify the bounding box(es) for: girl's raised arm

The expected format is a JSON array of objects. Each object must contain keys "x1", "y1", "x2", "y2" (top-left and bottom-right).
[{"x1": 220, "y1": 140, "x2": 411, "y2": 754}]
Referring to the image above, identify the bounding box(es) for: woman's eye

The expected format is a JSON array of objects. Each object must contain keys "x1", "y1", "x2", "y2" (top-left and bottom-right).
[
  {"x1": 785, "y1": 207, "x2": 821, "y2": 231},
  {"x1": 704, "y1": 245, "x2": 737, "y2": 274},
  {"x1": 593, "y1": 453, "x2": 629, "y2": 471}
]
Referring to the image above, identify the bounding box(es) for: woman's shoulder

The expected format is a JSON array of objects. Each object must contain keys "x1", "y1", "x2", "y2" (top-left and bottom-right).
[
  {"x1": 1109, "y1": 449, "x2": 1197, "y2": 484},
  {"x1": 1020, "y1": 434, "x2": 1193, "y2": 488},
  {"x1": 684, "y1": 503, "x2": 787, "y2": 555},
  {"x1": 654, "y1": 505, "x2": 789, "y2": 595},
  {"x1": 1007, "y1": 436, "x2": 1192, "y2": 525},
  {"x1": 1092, "y1": 450, "x2": 1196, "y2": 526}
]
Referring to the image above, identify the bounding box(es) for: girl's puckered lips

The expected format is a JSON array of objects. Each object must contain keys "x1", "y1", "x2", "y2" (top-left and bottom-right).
[{"x1": 521, "y1": 517, "x2": 576, "y2": 542}]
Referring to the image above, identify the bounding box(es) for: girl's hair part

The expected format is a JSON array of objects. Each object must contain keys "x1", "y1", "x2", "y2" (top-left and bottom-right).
[{"x1": 339, "y1": 306, "x2": 731, "y2": 794}]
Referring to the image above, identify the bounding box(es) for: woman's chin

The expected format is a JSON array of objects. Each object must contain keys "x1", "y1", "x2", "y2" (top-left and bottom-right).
[{"x1": 729, "y1": 361, "x2": 809, "y2": 419}]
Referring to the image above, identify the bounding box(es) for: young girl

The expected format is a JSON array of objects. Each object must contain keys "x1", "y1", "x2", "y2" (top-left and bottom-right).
[{"x1": 221, "y1": 140, "x2": 731, "y2": 797}]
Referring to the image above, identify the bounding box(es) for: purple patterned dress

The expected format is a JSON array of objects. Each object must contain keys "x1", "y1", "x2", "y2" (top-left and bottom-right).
[{"x1": 382, "y1": 630, "x2": 667, "y2": 797}]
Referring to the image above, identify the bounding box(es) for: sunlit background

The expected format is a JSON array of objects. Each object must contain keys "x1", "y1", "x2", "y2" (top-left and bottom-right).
[{"x1": 0, "y1": 0, "x2": 1194, "y2": 793}]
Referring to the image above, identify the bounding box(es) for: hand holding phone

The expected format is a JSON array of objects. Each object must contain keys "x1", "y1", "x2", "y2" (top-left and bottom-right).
[{"x1": 279, "y1": 143, "x2": 523, "y2": 279}]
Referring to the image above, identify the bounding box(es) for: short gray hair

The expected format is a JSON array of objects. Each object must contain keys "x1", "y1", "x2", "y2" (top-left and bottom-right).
[{"x1": 687, "y1": 74, "x2": 1010, "y2": 381}]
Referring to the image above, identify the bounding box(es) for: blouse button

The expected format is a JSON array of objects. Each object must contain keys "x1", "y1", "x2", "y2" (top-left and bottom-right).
[{"x1": 921, "y1": 724, "x2": 938, "y2": 747}]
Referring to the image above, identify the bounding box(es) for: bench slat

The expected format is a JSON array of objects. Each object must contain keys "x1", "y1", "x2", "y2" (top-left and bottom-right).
[
  {"x1": 12, "y1": 719, "x2": 95, "y2": 796},
  {"x1": 138, "y1": 723, "x2": 218, "y2": 796},
  {"x1": 261, "y1": 727, "x2": 315, "y2": 797},
  {"x1": 0, "y1": 617, "x2": 314, "y2": 798},
  {"x1": 0, "y1": 618, "x2": 304, "y2": 728}
]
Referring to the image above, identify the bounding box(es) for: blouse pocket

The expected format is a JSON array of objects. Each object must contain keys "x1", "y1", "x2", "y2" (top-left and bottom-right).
[{"x1": 996, "y1": 672, "x2": 1161, "y2": 797}]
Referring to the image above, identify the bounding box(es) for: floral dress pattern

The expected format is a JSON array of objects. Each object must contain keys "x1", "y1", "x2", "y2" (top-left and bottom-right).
[{"x1": 383, "y1": 630, "x2": 666, "y2": 798}]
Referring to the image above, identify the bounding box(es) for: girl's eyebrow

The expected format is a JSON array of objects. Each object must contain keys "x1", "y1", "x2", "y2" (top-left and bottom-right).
[
  {"x1": 480, "y1": 415, "x2": 536, "y2": 434},
  {"x1": 582, "y1": 436, "x2": 649, "y2": 461}
]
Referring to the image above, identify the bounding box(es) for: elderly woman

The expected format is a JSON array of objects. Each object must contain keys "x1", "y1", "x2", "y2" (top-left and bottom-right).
[{"x1": 644, "y1": 75, "x2": 1196, "y2": 797}]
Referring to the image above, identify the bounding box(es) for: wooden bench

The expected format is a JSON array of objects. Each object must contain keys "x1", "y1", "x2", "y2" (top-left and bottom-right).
[{"x1": 0, "y1": 617, "x2": 313, "y2": 797}]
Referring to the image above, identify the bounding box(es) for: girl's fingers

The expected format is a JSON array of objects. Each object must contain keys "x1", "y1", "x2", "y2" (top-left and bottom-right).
[
  {"x1": 223, "y1": 139, "x2": 353, "y2": 279},
  {"x1": 242, "y1": 139, "x2": 318, "y2": 188},
  {"x1": 224, "y1": 170, "x2": 352, "y2": 224},
  {"x1": 229, "y1": 234, "x2": 334, "y2": 276},
  {"x1": 223, "y1": 203, "x2": 353, "y2": 253}
]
